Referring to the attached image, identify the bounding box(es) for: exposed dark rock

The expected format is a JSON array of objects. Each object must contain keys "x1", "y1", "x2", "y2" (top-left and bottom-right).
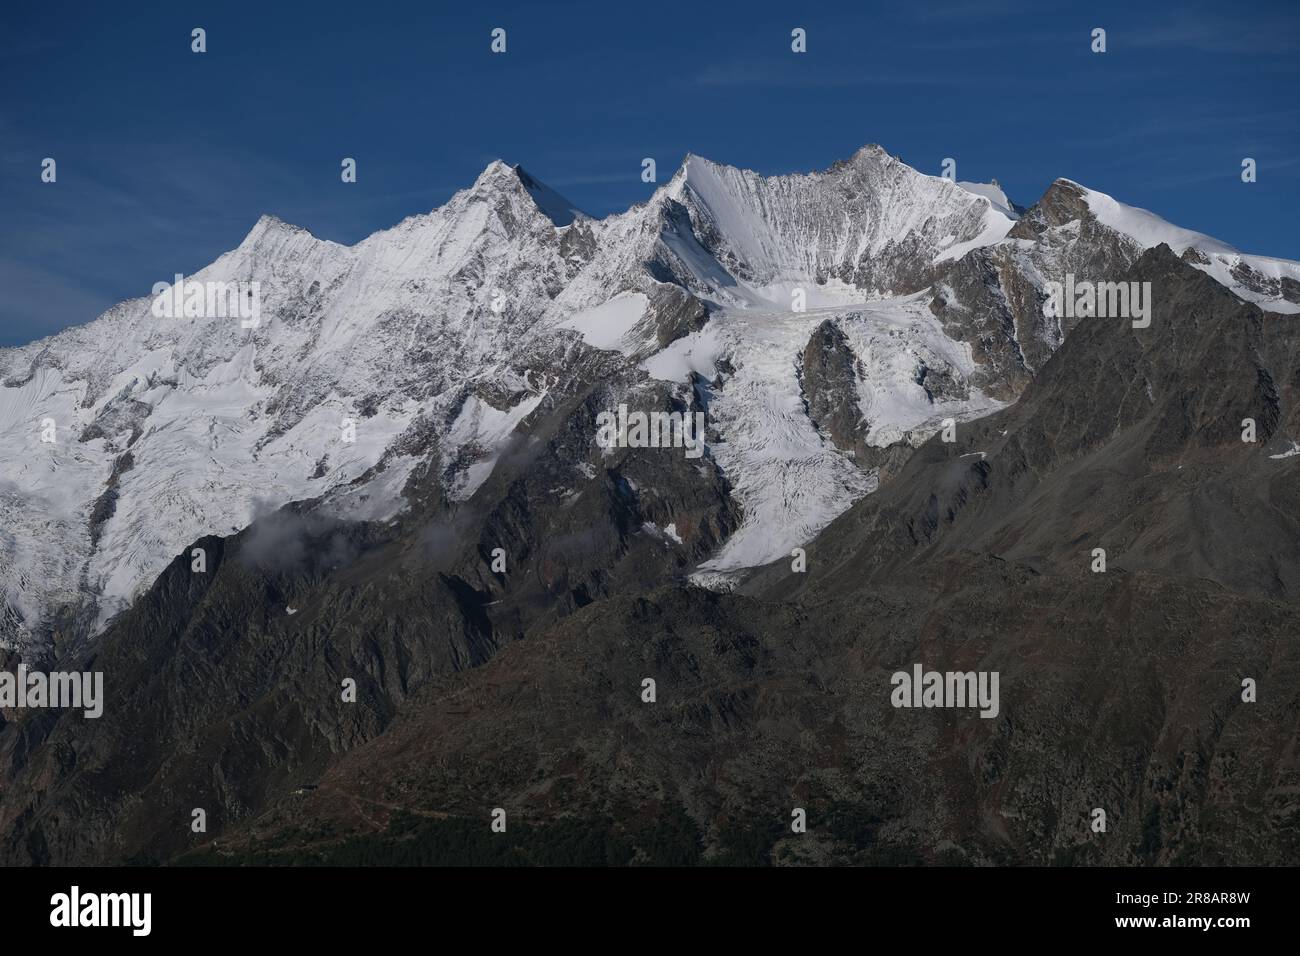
[
  {"x1": 800, "y1": 320, "x2": 865, "y2": 457},
  {"x1": 87, "y1": 451, "x2": 135, "y2": 548},
  {"x1": 643, "y1": 282, "x2": 709, "y2": 349}
]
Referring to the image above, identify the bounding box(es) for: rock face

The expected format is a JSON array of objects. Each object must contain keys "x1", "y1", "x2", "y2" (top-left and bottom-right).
[
  {"x1": 638, "y1": 282, "x2": 710, "y2": 351},
  {"x1": 2, "y1": 149, "x2": 1300, "y2": 867},
  {"x1": 800, "y1": 320, "x2": 865, "y2": 458}
]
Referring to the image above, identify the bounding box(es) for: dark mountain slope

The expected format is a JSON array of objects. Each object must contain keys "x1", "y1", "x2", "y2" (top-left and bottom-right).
[
  {"x1": 750, "y1": 245, "x2": 1300, "y2": 603},
  {"x1": 193, "y1": 247, "x2": 1300, "y2": 865},
  {"x1": 3, "y1": 247, "x2": 1298, "y2": 867},
  {"x1": 197, "y1": 561, "x2": 1300, "y2": 866},
  {"x1": 0, "y1": 361, "x2": 738, "y2": 865}
]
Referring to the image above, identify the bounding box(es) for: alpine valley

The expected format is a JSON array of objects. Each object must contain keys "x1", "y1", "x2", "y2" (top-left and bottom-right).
[{"x1": 2, "y1": 145, "x2": 1299, "y2": 866}]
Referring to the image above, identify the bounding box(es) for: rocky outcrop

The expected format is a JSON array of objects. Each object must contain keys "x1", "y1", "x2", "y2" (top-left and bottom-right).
[{"x1": 800, "y1": 320, "x2": 865, "y2": 457}]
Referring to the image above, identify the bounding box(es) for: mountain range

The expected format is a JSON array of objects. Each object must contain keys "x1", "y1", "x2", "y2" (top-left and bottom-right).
[{"x1": 1, "y1": 145, "x2": 1298, "y2": 866}]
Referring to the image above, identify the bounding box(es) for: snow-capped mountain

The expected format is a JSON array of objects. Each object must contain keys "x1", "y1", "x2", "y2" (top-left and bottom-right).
[
  {"x1": 660, "y1": 146, "x2": 1020, "y2": 301},
  {"x1": 1040, "y1": 177, "x2": 1300, "y2": 315},
  {"x1": 2, "y1": 145, "x2": 1298, "y2": 653}
]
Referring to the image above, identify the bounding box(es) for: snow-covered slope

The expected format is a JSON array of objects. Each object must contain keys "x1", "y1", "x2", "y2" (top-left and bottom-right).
[
  {"x1": 680, "y1": 295, "x2": 1005, "y2": 588},
  {"x1": 0, "y1": 161, "x2": 584, "y2": 649},
  {"x1": 2, "y1": 146, "x2": 1294, "y2": 651},
  {"x1": 1071, "y1": 180, "x2": 1300, "y2": 314},
  {"x1": 662, "y1": 146, "x2": 1018, "y2": 301}
]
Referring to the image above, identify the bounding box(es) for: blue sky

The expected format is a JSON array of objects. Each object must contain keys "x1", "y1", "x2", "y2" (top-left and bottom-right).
[{"x1": 1, "y1": 0, "x2": 1297, "y2": 346}]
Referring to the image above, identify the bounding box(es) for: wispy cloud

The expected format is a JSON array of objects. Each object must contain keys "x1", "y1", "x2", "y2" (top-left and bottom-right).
[
  {"x1": 1125, "y1": 153, "x2": 1300, "y2": 191},
  {"x1": 691, "y1": 63, "x2": 954, "y2": 89},
  {"x1": 1056, "y1": 106, "x2": 1300, "y2": 151},
  {"x1": 1127, "y1": 10, "x2": 1300, "y2": 55},
  {"x1": 895, "y1": 0, "x2": 1053, "y2": 22}
]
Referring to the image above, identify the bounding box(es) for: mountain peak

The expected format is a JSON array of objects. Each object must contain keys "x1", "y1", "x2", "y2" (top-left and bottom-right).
[
  {"x1": 1012, "y1": 178, "x2": 1239, "y2": 257},
  {"x1": 236, "y1": 213, "x2": 319, "y2": 253},
  {"x1": 1008, "y1": 178, "x2": 1093, "y2": 239},
  {"x1": 676, "y1": 144, "x2": 897, "y2": 185},
  {"x1": 850, "y1": 143, "x2": 892, "y2": 161},
  {"x1": 471, "y1": 158, "x2": 518, "y2": 188},
  {"x1": 470, "y1": 159, "x2": 585, "y2": 227},
  {"x1": 673, "y1": 152, "x2": 724, "y2": 180}
]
